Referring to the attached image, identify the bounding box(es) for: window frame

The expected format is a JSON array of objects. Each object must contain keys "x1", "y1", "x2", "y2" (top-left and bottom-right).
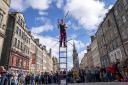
[
  {"x1": 122, "y1": 15, "x2": 126, "y2": 23},
  {"x1": 14, "y1": 38, "x2": 17, "y2": 47},
  {"x1": 17, "y1": 40, "x2": 20, "y2": 49}
]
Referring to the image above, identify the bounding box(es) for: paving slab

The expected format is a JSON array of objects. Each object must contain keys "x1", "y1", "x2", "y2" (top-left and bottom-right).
[{"x1": 47, "y1": 82, "x2": 128, "y2": 85}]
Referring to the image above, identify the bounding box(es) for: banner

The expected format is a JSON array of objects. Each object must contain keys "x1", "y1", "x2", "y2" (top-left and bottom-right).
[{"x1": 32, "y1": 54, "x2": 36, "y2": 64}]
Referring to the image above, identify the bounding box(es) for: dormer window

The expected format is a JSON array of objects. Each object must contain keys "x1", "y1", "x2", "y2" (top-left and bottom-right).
[{"x1": 107, "y1": 20, "x2": 110, "y2": 27}]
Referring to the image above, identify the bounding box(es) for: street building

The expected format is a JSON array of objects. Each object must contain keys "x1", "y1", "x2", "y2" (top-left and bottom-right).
[
  {"x1": 47, "y1": 49, "x2": 53, "y2": 72},
  {"x1": 1, "y1": 12, "x2": 30, "y2": 71},
  {"x1": 86, "y1": 45, "x2": 93, "y2": 68},
  {"x1": 42, "y1": 47, "x2": 53, "y2": 72},
  {"x1": 29, "y1": 35, "x2": 37, "y2": 73},
  {"x1": 52, "y1": 56, "x2": 59, "y2": 72},
  {"x1": 34, "y1": 39, "x2": 44, "y2": 73},
  {"x1": 0, "y1": 0, "x2": 10, "y2": 61},
  {"x1": 113, "y1": 0, "x2": 128, "y2": 59},
  {"x1": 80, "y1": 45, "x2": 93, "y2": 69},
  {"x1": 90, "y1": 36, "x2": 101, "y2": 67},
  {"x1": 0, "y1": 12, "x2": 54, "y2": 72},
  {"x1": 80, "y1": 53, "x2": 88, "y2": 69},
  {"x1": 96, "y1": 0, "x2": 128, "y2": 67}
]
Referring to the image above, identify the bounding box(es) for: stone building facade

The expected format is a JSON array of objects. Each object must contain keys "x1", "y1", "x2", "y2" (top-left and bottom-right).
[
  {"x1": 1, "y1": 12, "x2": 54, "y2": 72},
  {"x1": 113, "y1": 0, "x2": 128, "y2": 59},
  {"x1": 80, "y1": 46, "x2": 93, "y2": 69},
  {"x1": 80, "y1": 53, "x2": 88, "y2": 69},
  {"x1": 86, "y1": 46, "x2": 93, "y2": 68},
  {"x1": 0, "y1": 0, "x2": 10, "y2": 60},
  {"x1": 1, "y1": 12, "x2": 30, "y2": 71},
  {"x1": 42, "y1": 48, "x2": 53, "y2": 72},
  {"x1": 96, "y1": 0, "x2": 128, "y2": 67},
  {"x1": 90, "y1": 36, "x2": 101, "y2": 67},
  {"x1": 29, "y1": 36, "x2": 37, "y2": 73},
  {"x1": 35, "y1": 42, "x2": 44, "y2": 73},
  {"x1": 52, "y1": 57, "x2": 59, "y2": 72}
]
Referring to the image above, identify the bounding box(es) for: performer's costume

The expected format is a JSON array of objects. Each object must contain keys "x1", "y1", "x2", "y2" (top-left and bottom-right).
[{"x1": 58, "y1": 20, "x2": 67, "y2": 47}]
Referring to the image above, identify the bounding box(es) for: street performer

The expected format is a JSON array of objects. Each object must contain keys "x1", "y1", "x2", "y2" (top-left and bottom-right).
[{"x1": 58, "y1": 19, "x2": 67, "y2": 47}]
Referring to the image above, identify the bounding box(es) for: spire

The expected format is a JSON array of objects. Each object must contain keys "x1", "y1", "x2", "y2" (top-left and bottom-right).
[
  {"x1": 72, "y1": 41, "x2": 79, "y2": 69},
  {"x1": 49, "y1": 48, "x2": 52, "y2": 57},
  {"x1": 73, "y1": 41, "x2": 76, "y2": 51}
]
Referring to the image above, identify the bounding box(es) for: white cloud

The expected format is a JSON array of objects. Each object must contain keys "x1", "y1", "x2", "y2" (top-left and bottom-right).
[
  {"x1": 38, "y1": 11, "x2": 48, "y2": 16},
  {"x1": 31, "y1": 23, "x2": 53, "y2": 34},
  {"x1": 35, "y1": 17, "x2": 50, "y2": 23},
  {"x1": 64, "y1": 0, "x2": 110, "y2": 30},
  {"x1": 71, "y1": 24, "x2": 80, "y2": 31},
  {"x1": 26, "y1": 0, "x2": 52, "y2": 10},
  {"x1": 11, "y1": 0, "x2": 27, "y2": 11},
  {"x1": 11, "y1": 0, "x2": 52, "y2": 11},
  {"x1": 69, "y1": 34, "x2": 77, "y2": 39},
  {"x1": 56, "y1": 0, "x2": 64, "y2": 9}
]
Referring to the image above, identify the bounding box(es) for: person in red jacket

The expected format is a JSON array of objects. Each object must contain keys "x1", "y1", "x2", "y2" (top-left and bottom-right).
[{"x1": 109, "y1": 63, "x2": 116, "y2": 81}]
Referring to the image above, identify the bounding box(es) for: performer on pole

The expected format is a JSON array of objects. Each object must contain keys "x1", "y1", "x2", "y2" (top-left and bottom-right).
[{"x1": 58, "y1": 19, "x2": 67, "y2": 47}]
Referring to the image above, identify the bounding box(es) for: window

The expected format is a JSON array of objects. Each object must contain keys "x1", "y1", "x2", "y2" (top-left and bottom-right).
[
  {"x1": 108, "y1": 20, "x2": 110, "y2": 27},
  {"x1": 21, "y1": 42, "x2": 23, "y2": 51},
  {"x1": 21, "y1": 60, "x2": 23, "y2": 67},
  {"x1": 121, "y1": 31, "x2": 127, "y2": 39},
  {"x1": 115, "y1": 10, "x2": 118, "y2": 16},
  {"x1": 117, "y1": 50, "x2": 122, "y2": 60},
  {"x1": 28, "y1": 48, "x2": 29, "y2": 54},
  {"x1": 16, "y1": 27, "x2": 19, "y2": 34},
  {"x1": 14, "y1": 38, "x2": 17, "y2": 47},
  {"x1": 0, "y1": 13, "x2": 3, "y2": 27},
  {"x1": 19, "y1": 29, "x2": 22, "y2": 36},
  {"x1": 21, "y1": 19, "x2": 23, "y2": 27},
  {"x1": 18, "y1": 17, "x2": 21, "y2": 24},
  {"x1": 28, "y1": 38, "x2": 30, "y2": 44},
  {"x1": 122, "y1": 15, "x2": 126, "y2": 23},
  {"x1": 114, "y1": 27, "x2": 117, "y2": 34},
  {"x1": 22, "y1": 31, "x2": 24, "y2": 38},
  {"x1": 17, "y1": 40, "x2": 20, "y2": 49},
  {"x1": 26, "y1": 47, "x2": 27, "y2": 53},
  {"x1": 16, "y1": 58, "x2": 20, "y2": 67},
  {"x1": 24, "y1": 45, "x2": 26, "y2": 52},
  {"x1": 117, "y1": 38, "x2": 121, "y2": 47}
]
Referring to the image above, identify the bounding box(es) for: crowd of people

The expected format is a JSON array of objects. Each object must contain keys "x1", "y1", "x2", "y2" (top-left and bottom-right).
[
  {"x1": 66, "y1": 59, "x2": 128, "y2": 83},
  {"x1": 0, "y1": 59, "x2": 128, "y2": 85}
]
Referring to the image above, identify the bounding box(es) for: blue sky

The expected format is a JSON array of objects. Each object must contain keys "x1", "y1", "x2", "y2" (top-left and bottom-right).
[{"x1": 10, "y1": 0, "x2": 117, "y2": 69}]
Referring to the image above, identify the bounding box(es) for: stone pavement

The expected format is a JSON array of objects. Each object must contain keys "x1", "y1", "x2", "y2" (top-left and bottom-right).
[
  {"x1": 47, "y1": 82, "x2": 128, "y2": 85},
  {"x1": 69, "y1": 82, "x2": 128, "y2": 85}
]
